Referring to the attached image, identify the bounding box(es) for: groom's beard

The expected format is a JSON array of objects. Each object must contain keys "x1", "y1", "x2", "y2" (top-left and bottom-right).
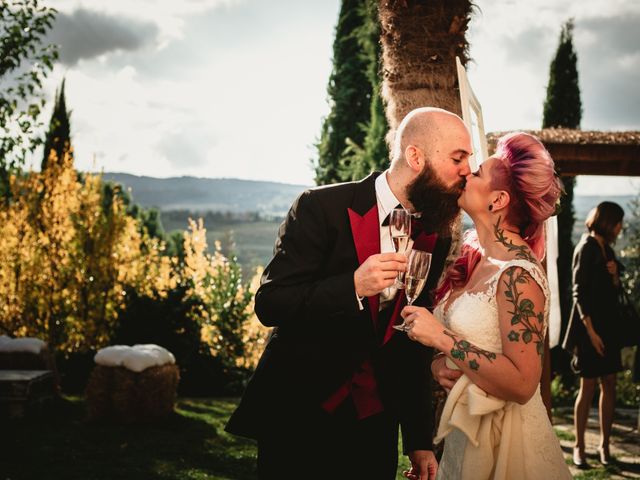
[{"x1": 406, "y1": 166, "x2": 465, "y2": 236}]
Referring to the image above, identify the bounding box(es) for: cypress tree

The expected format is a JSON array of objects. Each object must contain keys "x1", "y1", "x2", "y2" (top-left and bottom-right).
[
  {"x1": 543, "y1": 21, "x2": 582, "y2": 130},
  {"x1": 42, "y1": 78, "x2": 71, "y2": 170},
  {"x1": 340, "y1": 0, "x2": 389, "y2": 181},
  {"x1": 542, "y1": 20, "x2": 582, "y2": 367},
  {"x1": 314, "y1": 0, "x2": 372, "y2": 185}
]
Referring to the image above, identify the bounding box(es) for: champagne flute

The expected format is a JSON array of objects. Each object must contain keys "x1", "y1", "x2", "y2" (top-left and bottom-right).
[
  {"x1": 393, "y1": 249, "x2": 432, "y2": 332},
  {"x1": 389, "y1": 208, "x2": 411, "y2": 288}
]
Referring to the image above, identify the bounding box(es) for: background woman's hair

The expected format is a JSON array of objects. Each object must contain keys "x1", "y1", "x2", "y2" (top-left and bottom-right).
[
  {"x1": 585, "y1": 201, "x2": 625, "y2": 244},
  {"x1": 435, "y1": 132, "x2": 563, "y2": 300}
]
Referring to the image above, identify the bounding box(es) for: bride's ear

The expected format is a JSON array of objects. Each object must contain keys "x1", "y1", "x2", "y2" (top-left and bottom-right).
[{"x1": 490, "y1": 191, "x2": 510, "y2": 212}]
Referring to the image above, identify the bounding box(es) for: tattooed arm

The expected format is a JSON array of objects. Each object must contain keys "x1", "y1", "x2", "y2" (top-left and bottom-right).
[{"x1": 402, "y1": 266, "x2": 546, "y2": 404}]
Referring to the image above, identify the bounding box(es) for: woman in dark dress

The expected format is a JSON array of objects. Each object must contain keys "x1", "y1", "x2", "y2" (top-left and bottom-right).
[{"x1": 562, "y1": 201, "x2": 625, "y2": 468}]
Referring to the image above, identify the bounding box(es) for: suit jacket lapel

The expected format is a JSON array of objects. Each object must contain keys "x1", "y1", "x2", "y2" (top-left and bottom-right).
[{"x1": 347, "y1": 172, "x2": 382, "y2": 328}]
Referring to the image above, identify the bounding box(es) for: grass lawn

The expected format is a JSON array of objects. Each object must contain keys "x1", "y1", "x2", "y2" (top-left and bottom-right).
[
  {"x1": 1, "y1": 397, "x2": 257, "y2": 480},
  {"x1": 1, "y1": 396, "x2": 416, "y2": 480},
  {"x1": 4, "y1": 396, "x2": 607, "y2": 479}
]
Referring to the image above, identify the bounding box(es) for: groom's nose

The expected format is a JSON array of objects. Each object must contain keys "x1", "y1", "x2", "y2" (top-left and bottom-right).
[{"x1": 458, "y1": 157, "x2": 471, "y2": 177}]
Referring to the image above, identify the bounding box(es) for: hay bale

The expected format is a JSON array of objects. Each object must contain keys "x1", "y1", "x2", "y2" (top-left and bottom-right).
[
  {"x1": 85, "y1": 363, "x2": 179, "y2": 423},
  {"x1": 0, "y1": 351, "x2": 47, "y2": 370},
  {"x1": 85, "y1": 364, "x2": 114, "y2": 421},
  {"x1": 0, "y1": 345, "x2": 61, "y2": 393}
]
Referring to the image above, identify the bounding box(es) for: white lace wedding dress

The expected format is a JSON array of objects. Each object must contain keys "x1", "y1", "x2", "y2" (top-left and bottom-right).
[{"x1": 433, "y1": 258, "x2": 571, "y2": 480}]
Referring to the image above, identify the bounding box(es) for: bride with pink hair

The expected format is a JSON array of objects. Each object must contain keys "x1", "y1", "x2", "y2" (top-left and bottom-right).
[{"x1": 400, "y1": 132, "x2": 572, "y2": 480}]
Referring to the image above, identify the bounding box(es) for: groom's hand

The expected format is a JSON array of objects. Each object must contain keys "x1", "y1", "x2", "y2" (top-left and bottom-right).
[
  {"x1": 404, "y1": 450, "x2": 438, "y2": 480},
  {"x1": 354, "y1": 253, "x2": 407, "y2": 297},
  {"x1": 431, "y1": 355, "x2": 462, "y2": 393}
]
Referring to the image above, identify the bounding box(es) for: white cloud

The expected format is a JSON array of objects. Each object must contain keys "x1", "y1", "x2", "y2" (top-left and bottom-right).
[
  {"x1": 47, "y1": 0, "x2": 246, "y2": 44},
  {"x1": 49, "y1": 8, "x2": 159, "y2": 66},
  {"x1": 37, "y1": 0, "x2": 336, "y2": 185},
  {"x1": 468, "y1": 0, "x2": 640, "y2": 133},
  {"x1": 468, "y1": 0, "x2": 640, "y2": 195}
]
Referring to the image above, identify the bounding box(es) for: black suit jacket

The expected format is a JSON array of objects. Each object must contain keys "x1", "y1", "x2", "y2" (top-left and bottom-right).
[
  {"x1": 225, "y1": 172, "x2": 451, "y2": 452},
  {"x1": 562, "y1": 234, "x2": 622, "y2": 352}
]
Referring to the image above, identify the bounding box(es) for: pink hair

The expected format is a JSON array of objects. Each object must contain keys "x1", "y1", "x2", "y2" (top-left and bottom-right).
[
  {"x1": 435, "y1": 132, "x2": 562, "y2": 301},
  {"x1": 491, "y1": 132, "x2": 562, "y2": 260}
]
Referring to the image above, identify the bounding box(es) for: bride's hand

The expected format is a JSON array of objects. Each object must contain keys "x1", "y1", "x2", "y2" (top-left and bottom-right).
[{"x1": 401, "y1": 305, "x2": 442, "y2": 347}]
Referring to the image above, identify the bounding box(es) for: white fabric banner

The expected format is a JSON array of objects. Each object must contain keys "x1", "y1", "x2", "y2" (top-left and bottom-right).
[{"x1": 545, "y1": 216, "x2": 562, "y2": 348}]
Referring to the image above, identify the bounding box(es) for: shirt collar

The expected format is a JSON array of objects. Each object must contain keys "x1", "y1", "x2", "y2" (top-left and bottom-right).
[{"x1": 375, "y1": 171, "x2": 402, "y2": 226}]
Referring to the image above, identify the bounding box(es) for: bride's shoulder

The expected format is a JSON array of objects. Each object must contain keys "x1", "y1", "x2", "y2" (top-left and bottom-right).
[
  {"x1": 485, "y1": 252, "x2": 546, "y2": 285},
  {"x1": 492, "y1": 257, "x2": 548, "y2": 299}
]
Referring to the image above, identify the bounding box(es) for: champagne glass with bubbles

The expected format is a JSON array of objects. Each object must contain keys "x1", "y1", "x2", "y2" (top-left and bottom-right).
[
  {"x1": 389, "y1": 208, "x2": 411, "y2": 288},
  {"x1": 393, "y1": 249, "x2": 432, "y2": 332}
]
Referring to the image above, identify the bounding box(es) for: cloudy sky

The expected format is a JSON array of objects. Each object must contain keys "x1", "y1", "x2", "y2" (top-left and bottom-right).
[{"x1": 35, "y1": 0, "x2": 640, "y2": 195}]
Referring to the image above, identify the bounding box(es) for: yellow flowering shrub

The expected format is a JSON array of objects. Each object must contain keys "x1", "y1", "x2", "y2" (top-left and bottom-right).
[{"x1": 0, "y1": 147, "x2": 269, "y2": 372}]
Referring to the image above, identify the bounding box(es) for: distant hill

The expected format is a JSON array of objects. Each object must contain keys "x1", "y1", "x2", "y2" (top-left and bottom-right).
[
  {"x1": 99, "y1": 172, "x2": 634, "y2": 217},
  {"x1": 100, "y1": 172, "x2": 309, "y2": 216},
  {"x1": 100, "y1": 172, "x2": 637, "y2": 219},
  {"x1": 95, "y1": 173, "x2": 637, "y2": 274}
]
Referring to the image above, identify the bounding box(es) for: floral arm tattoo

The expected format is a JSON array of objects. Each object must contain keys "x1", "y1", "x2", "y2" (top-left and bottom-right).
[
  {"x1": 502, "y1": 267, "x2": 545, "y2": 358},
  {"x1": 493, "y1": 216, "x2": 537, "y2": 263},
  {"x1": 444, "y1": 330, "x2": 497, "y2": 371}
]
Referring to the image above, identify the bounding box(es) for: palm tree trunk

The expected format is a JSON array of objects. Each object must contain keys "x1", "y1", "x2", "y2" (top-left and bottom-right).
[{"x1": 378, "y1": 0, "x2": 473, "y2": 134}]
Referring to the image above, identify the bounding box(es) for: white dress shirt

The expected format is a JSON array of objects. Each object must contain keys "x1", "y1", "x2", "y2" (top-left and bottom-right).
[{"x1": 355, "y1": 171, "x2": 409, "y2": 311}]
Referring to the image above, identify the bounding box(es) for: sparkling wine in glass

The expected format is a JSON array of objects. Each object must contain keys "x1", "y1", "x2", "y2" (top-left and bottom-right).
[
  {"x1": 393, "y1": 249, "x2": 432, "y2": 332},
  {"x1": 389, "y1": 208, "x2": 411, "y2": 288}
]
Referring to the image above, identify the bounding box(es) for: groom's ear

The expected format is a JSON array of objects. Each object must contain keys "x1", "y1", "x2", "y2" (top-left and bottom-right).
[{"x1": 405, "y1": 145, "x2": 423, "y2": 172}]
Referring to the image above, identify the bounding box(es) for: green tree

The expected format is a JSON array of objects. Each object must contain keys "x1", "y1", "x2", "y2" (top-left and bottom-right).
[
  {"x1": 41, "y1": 78, "x2": 70, "y2": 170},
  {"x1": 542, "y1": 19, "x2": 582, "y2": 374},
  {"x1": 314, "y1": 0, "x2": 372, "y2": 185},
  {"x1": 100, "y1": 180, "x2": 167, "y2": 243},
  {"x1": 166, "y1": 230, "x2": 186, "y2": 261},
  {"x1": 340, "y1": 0, "x2": 389, "y2": 181},
  {"x1": 0, "y1": 0, "x2": 58, "y2": 194},
  {"x1": 543, "y1": 21, "x2": 582, "y2": 328},
  {"x1": 138, "y1": 207, "x2": 166, "y2": 240}
]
